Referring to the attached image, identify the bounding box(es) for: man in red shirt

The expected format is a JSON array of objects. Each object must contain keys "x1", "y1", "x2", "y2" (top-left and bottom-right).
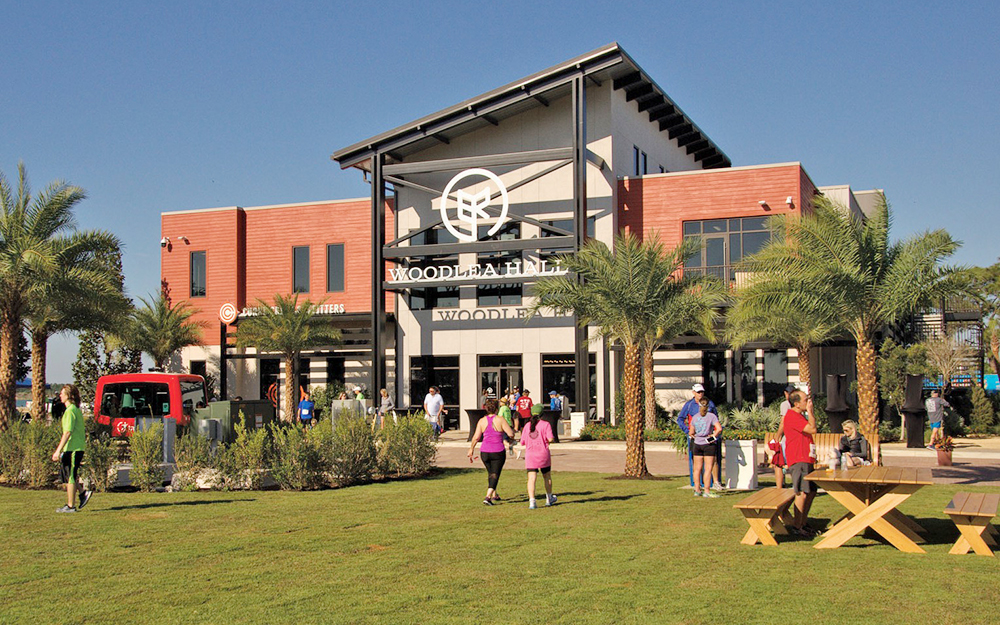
[
  {"x1": 781, "y1": 390, "x2": 817, "y2": 535},
  {"x1": 515, "y1": 389, "x2": 534, "y2": 431}
]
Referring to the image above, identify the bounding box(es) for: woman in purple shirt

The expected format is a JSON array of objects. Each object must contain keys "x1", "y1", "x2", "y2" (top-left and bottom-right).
[
  {"x1": 690, "y1": 397, "x2": 722, "y2": 498},
  {"x1": 468, "y1": 398, "x2": 515, "y2": 506}
]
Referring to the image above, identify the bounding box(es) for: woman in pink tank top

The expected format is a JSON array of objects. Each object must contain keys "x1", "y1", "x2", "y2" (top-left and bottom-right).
[
  {"x1": 519, "y1": 409, "x2": 557, "y2": 509},
  {"x1": 468, "y1": 398, "x2": 515, "y2": 506}
]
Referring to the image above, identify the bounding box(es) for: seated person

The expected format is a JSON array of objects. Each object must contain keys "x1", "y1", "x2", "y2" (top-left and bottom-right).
[{"x1": 829, "y1": 419, "x2": 871, "y2": 468}]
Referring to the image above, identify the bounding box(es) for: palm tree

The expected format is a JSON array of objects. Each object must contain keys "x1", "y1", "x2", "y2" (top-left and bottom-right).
[
  {"x1": 641, "y1": 238, "x2": 724, "y2": 429},
  {"x1": 530, "y1": 233, "x2": 722, "y2": 477},
  {"x1": 235, "y1": 293, "x2": 341, "y2": 422},
  {"x1": 25, "y1": 236, "x2": 131, "y2": 420},
  {"x1": 726, "y1": 276, "x2": 842, "y2": 398},
  {"x1": 739, "y1": 194, "x2": 959, "y2": 442},
  {"x1": 127, "y1": 294, "x2": 204, "y2": 371},
  {"x1": 0, "y1": 162, "x2": 87, "y2": 428}
]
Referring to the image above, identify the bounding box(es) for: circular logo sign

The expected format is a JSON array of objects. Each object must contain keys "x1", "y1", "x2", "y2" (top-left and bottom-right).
[
  {"x1": 439, "y1": 168, "x2": 509, "y2": 243},
  {"x1": 219, "y1": 302, "x2": 238, "y2": 324}
]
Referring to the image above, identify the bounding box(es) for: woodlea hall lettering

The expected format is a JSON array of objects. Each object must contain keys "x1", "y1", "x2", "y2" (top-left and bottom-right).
[{"x1": 387, "y1": 259, "x2": 565, "y2": 285}]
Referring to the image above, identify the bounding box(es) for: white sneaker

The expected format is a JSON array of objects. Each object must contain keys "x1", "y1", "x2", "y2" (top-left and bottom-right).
[
  {"x1": 528, "y1": 499, "x2": 537, "y2": 510},
  {"x1": 546, "y1": 494, "x2": 557, "y2": 506}
]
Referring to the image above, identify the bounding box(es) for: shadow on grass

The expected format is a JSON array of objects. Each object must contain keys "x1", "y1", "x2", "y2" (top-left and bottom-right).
[
  {"x1": 100, "y1": 499, "x2": 256, "y2": 512},
  {"x1": 560, "y1": 493, "x2": 647, "y2": 505}
]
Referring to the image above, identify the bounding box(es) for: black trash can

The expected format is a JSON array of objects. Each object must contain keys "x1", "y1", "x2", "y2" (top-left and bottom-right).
[{"x1": 903, "y1": 411, "x2": 926, "y2": 448}]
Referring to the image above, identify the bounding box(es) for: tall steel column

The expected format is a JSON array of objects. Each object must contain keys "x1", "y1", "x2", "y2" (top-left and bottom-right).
[
  {"x1": 572, "y1": 76, "x2": 589, "y2": 413},
  {"x1": 371, "y1": 153, "x2": 387, "y2": 395}
]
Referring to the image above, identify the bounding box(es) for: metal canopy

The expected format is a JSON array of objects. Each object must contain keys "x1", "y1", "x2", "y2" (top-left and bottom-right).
[{"x1": 331, "y1": 42, "x2": 731, "y2": 172}]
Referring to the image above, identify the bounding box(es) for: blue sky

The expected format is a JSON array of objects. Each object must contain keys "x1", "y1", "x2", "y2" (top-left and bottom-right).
[{"x1": 3, "y1": 1, "x2": 998, "y2": 382}]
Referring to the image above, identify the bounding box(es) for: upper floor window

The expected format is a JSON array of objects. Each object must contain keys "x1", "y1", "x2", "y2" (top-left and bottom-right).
[
  {"x1": 293, "y1": 246, "x2": 310, "y2": 293},
  {"x1": 327, "y1": 243, "x2": 344, "y2": 293},
  {"x1": 190, "y1": 251, "x2": 206, "y2": 298},
  {"x1": 683, "y1": 216, "x2": 772, "y2": 281},
  {"x1": 641, "y1": 152, "x2": 648, "y2": 176}
]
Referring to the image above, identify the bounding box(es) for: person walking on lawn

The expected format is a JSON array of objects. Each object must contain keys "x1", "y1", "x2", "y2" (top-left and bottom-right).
[
  {"x1": 51, "y1": 384, "x2": 91, "y2": 513},
  {"x1": 520, "y1": 405, "x2": 556, "y2": 509},
  {"x1": 468, "y1": 398, "x2": 515, "y2": 505},
  {"x1": 782, "y1": 390, "x2": 818, "y2": 536},
  {"x1": 925, "y1": 389, "x2": 950, "y2": 449},
  {"x1": 498, "y1": 396, "x2": 518, "y2": 458}
]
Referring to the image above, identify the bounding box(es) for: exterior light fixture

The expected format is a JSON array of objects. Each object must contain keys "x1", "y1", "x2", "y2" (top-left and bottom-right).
[
  {"x1": 160, "y1": 236, "x2": 170, "y2": 248},
  {"x1": 758, "y1": 200, "x2": 770, "y2": 211}
]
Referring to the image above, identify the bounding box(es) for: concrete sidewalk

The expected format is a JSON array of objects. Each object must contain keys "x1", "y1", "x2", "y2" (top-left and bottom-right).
[{"x1": 437, "y1": 432, "x2": 1000, "y2": 486}]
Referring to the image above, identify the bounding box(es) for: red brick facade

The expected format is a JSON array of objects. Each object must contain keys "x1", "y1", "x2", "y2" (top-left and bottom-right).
[
  {"x1": 618, "y1": 163, "x2": 818, "y2": 248},
  {"x1": 161, "y1": 199, "x2": 394, "y2": 345}
]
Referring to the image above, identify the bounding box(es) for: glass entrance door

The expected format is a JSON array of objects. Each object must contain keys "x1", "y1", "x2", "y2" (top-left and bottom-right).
[
  {"x1": 479, "y1": 355, "x2": 522, "y2": 404},
  {"x1": 480, "y1": 369, "x2": 500, "y2": 406}
]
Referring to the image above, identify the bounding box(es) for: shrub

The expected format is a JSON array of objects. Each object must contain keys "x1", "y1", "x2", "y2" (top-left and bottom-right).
[
  {"x1": 0, "y1": 421, "x2": 26, "y2": 484},
  {"x1": 969, "y1": 385, "x2": 995, "y2": 436},
  {"x1": 217, "y1": 418, "x2": 270, "y2": 490},
  {"x1": 85, "y1": 433, "x2": 118, "y2": 492},
  {"x1": 878, "y1": 421, "x2": 901, "y2": 443},
  {"x1": 129, "y1": 422, "x2": 164, "y2": 492},
  {"x1": 331, "y1": 414, "x2": 376, "y2": 486},
  {"x1": 175, "y1": 429, "x2": 214, "y2": 473},
  {"x1": 378, "y1": 415, "x2": 436, "y2": 478},
  {"x1": 270, "y1": 422, "x2": 329, "y2": 490},
  {"x1": 720, "y1": 403, "x2": 781, "y2": 432},
  {"x1": 22, "y1": 420, "x2": 61, "y2": 488}
]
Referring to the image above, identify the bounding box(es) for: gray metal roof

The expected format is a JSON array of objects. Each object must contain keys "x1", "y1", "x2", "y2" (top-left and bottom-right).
[{"x1": 331, "y1": 42, "x2": 730, "y2": 171}]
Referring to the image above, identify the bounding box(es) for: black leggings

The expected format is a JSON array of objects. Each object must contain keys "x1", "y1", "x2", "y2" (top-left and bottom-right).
[{"x1": 481, "y1": 451, "x2": 506, "y2": 490}]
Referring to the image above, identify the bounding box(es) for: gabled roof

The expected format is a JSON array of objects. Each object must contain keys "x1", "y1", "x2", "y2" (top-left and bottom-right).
[{"x1": 331, "y1": 43, "x2": 731, "y2": 171}]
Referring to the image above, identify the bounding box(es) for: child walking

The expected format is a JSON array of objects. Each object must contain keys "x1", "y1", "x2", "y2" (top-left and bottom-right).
[
  {"x1": 51, "y1": 384, "x2": 92, "y2": 513},
  {"x1": 520, "y1": 406, "x2": 556, "y2": 509}
]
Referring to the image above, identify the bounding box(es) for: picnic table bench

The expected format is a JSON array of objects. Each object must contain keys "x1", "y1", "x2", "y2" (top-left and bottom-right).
[
  {"x1": 734, "y1": 487, "x2": 796, "y2": 546},
  {"x1": 944, "y1": 492, "x2": 1000, "y2": 557}
]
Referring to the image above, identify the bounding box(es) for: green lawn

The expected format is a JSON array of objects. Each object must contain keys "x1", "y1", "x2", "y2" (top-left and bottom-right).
[{"x1": 2, "y1": 470, "x2": 997, "y2": 625}]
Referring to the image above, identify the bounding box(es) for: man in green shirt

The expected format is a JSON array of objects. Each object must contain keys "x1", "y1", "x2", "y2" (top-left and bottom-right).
[{"x1": 51, "y1": 384, "x2": 92, "y2": 513}]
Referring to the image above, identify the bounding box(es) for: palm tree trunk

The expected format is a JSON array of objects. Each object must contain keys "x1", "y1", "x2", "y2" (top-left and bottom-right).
[
  {"x1": 284, "y1": 354, "x2": 296, "y2": 423},
  {"x1": 643, "y1": 344, "x2": 657, "y2": 430},
  {"x1": 856, "y1": 338, "x2": 879, "y2": 455},
  {"x1": 623, "y1": 342, "x2": 648, "y2": 477},
  {"x1": 30, "y1": 328, "x2": 49, "y2": 422},
  {"x1": 0, "y1": 309, "x2": 19, "y2": 429},
  {"x1": 797, "y1": 343, "x2": 812, "y2": 396}
]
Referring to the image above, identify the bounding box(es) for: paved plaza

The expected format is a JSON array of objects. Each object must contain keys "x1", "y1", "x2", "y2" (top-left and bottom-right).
[{"x1": 435, "y1": 431, "x2": 1000, "y2": 486}]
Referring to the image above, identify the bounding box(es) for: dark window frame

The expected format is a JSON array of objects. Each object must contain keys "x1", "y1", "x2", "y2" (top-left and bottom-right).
[
  {"x1": 293, "y1": 246, "x2": 310, "y2": 293},
  {"x1": 190, "y1": 251, "x2": 207, "y2": 298},
  {"x1": 326, "y1": 243, "x2": 345, "y2": 293}
]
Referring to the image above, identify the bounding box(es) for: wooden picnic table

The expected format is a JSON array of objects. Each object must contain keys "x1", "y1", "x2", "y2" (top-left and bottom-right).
[{"x1": 805, "y1": 466, "x2": 933, "y2": 554}]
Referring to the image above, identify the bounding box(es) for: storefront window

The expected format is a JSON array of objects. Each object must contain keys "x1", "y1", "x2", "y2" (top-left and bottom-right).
[
  {"x1": 739, "y1": 350, "x2": 757, "y2": 403},
  {"x1": 541, "y1": 353, "x2": 597, "y2": 410},
  {"x1": 762, "y1": 349, "x2": 788, "y2": 406},
  {"x1": 701, "y1": 351, "x2": 727, "y2": 404},
  {"x1": 410, "y1": 356, "x2": 460, "y2": 429}
]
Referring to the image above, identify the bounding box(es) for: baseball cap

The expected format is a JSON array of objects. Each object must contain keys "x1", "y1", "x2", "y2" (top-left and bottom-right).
[
  {"x1": 784, "y1": 384, "x2": 797, "y2": 394},
  {"x1": 549, "y1": 390, "x2": 557, "y2": 396},
  {"x1": 692, "y1": 383, "x2": 705, "y2": 392}
]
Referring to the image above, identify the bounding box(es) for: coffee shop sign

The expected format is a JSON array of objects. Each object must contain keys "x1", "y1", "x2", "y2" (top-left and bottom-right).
[{"x1": 387, "y1": 259, "x2": 565, "y2": 285}]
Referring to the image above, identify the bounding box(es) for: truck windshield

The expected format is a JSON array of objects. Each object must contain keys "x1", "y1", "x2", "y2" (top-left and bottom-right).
[{"x1": 100, "y1": 383, "x2": 171, "y2": 418}]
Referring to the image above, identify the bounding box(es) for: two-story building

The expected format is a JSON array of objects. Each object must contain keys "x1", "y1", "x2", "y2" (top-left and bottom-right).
[{"x1": 161, "y1": 43, "x2": 878, "y2": 427}]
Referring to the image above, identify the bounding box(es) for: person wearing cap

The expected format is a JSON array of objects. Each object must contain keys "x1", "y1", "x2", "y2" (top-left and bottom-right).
[
  {"x1": 678, "y1": 384, "x2": 717, "y2": 490},
  {"x1": 515, "y1": 389, "x2": 534, "y2": 431},
  {"x1": 548, "y1": 390, "x2": 562, "y2": 412},
  {"x1": 779, "y1": 384, "x2": 797, "y2": 416}
]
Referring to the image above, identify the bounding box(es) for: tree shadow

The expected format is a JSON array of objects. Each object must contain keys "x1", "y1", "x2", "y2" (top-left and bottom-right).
[
  {"x1": 931, "y1": 464, "x2": 1000, "y2": 485},
  {"x1": 100, "y1": 499, "x2": 255, "y2": 512}
]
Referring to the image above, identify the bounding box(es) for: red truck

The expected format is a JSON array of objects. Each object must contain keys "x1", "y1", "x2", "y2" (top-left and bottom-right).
[{"x1": 94, "y1": 373, "x2": 207, "y2": 437}]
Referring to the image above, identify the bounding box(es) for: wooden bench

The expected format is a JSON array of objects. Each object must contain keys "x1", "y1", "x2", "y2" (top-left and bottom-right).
[
  {"x1": 944, "y1": 492, "x2": 1000, "y2": 556},
  {"x1": 763, "y1": 431, "x2": 880, "y2": 467},
  {"x1": 734, "y1": 488, "x2": 796, "y2": 546}
]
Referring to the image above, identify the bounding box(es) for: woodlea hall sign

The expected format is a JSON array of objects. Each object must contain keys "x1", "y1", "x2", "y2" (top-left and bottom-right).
[{"x1": 387, "y1": 259, "x2": 565, "y2": 285}]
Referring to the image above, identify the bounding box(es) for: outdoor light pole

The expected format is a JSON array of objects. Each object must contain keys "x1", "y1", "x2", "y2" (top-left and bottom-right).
[{"x1": 572, "y1": 75, "x2": 590, "y2": 414}]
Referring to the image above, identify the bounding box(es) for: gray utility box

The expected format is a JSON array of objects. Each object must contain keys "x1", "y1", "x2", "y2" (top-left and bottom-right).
[
  {"x1": 193, "y1": 400, "x2": 277, "y2": 444},
  {"x1": 134, "y1": 416, "x2": 176, "y2": 464}
]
